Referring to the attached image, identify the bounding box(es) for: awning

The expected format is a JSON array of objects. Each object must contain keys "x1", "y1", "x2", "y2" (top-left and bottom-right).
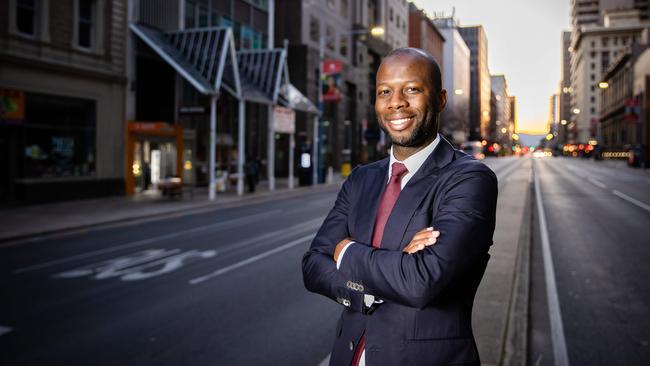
[
  {"x1": 237, "y1": 48, "x2": 319, "y2": 114},
  {"x1": 130, "y1": 24, "x2": 241, "y2": 97}
]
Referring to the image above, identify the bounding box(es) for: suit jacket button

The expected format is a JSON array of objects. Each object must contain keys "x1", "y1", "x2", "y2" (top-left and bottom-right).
[{"x1": 349, "y1": 341, "x2": 354, "y2": 351}]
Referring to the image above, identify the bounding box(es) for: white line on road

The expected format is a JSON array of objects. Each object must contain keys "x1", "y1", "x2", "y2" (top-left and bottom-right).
[
  {"x1": 13, "y1": 210, "x2": 282, "y2": 275},
  {"x1": 587, "y1": 177, "x2": 607, "y2": 189},
  {"x1": 534, "y1": 161, "x2": 570, "y2": 366},
  {"x1": 317, "y1": 354, "x2": 331, "y2": 366},
  {"x1": 0, "y1": 325, "x2": 13, "y2": 336},
  {"x1": 612, "y1": 190, "x2": 650, "y2": 212},
  {"x1": 189, "y1": 233, "x2": 315, "y2": 285}
]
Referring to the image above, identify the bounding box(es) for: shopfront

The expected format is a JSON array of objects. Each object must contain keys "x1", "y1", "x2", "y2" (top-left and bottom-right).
[
  {"x1": 1, "y1": 89, "x2": 120, "y2": 203},
  {"x1": 126, "y1": 122, "x2": 191, "y2": 196}
]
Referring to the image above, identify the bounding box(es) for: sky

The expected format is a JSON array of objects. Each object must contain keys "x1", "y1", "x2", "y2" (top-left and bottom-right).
[{"x1": 413, "y1": 0, "x2": 571, "y2": 134}]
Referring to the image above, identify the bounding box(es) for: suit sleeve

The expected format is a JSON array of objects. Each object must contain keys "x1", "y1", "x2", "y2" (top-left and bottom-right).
[
  {"x1": 337, "y1": 166, "x2": 498, "y2": 309},
  {"x1": 302, "y1": 168, "x2": 367, "y2": 313}
]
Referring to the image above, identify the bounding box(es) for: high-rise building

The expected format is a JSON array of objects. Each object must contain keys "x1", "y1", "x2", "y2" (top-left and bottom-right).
[
  {"x1": 408, "y1": 3, "x2": 445, "y2": 75},
  {"x1": 490, "y1": 75, "x2": 513, "y2": 148},
  {"x1": 570, "y1": 9, "x2": 649, "y2": 143},
  {"x1": 458, "y1": 25, "x2": 491, "y2": 141},
  {"x1": 1, "y1": 0, "x2": 128, "y2": 204},
  {"x1": 559, "y1": 31, "x2": 573, "y2": 144},
  {"x1": 432, "y1": 15, "x2": 471, "y2": 145}
]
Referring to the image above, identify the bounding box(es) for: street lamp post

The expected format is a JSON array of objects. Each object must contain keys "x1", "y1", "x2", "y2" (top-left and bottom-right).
[{"x1": 314, "y1": 26, "x2": 384, "y2": 185}]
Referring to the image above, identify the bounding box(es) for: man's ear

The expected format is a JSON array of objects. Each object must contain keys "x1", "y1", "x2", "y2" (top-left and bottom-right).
[{"x1": 437, "y1": 89, "x2": 448, "y2": 112}]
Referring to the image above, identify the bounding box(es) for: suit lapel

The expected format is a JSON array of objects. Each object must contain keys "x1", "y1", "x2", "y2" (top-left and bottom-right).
[
  {"x1": 355, "y1": 159, "x2": 389, "y2": 244},
  {"x1": 381, "y1": 136, "x2": 458, "y2": 250}
]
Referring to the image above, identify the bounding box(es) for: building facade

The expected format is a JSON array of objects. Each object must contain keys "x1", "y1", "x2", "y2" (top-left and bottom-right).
[
  {"x1": 1, "y1": 0, "x2": 128, "y2": 204},
  {"x1": 490, "y1": 74, "x2": 514, "y2": 149},
  {"x1": 276, "y1": 0, "x2": 406, "y2": 166},
  {"x1": 458, "y1": 25, "x2": 490, "y2": 141},
  {"x1": 408, "y1": 3, "x2": 444, "y2": 74},
  {"x1": 559, "y1": 31, "x2": 573, "y2": 144},
  {"x1": 433, "y1": 15, "x2": 470, "y2": 145},
  {"x1": 599, "y1": 32, "x2": 650, "y2": 165},
  {"x1": 570, "y1": 9, "x2": 649, "y2": 143}
]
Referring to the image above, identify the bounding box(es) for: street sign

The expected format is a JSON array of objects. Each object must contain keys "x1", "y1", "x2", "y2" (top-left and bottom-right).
[{"x1": 274, "y1": 106, "x2": 295, "y2": 134}]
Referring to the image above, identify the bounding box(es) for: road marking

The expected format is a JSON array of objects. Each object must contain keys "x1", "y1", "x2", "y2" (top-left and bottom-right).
[
  {"x1": 53, "y1": 248, "x2": 217, "y2": 281},
  {"x1": 13, "y1": 210, "x2": 281, "y2": 274},
  {"x1": 587, "y1": 177, "x2": 607, "y2": 189},
  {"x1": 612, "y1": 190, "x2": 650, "y2": 212},
  {"x1": 0, "y1": 325, "x2": 13, "y2": 336},
  {"x1": 317, "y1": 354, "x2": 331, "y2": 366},
  {"x1": 534, "y1": 161, "x2": 570, "y2": 366},
  {"x1": 189, "y1": 233, "x2": 314, "y2": 285}
]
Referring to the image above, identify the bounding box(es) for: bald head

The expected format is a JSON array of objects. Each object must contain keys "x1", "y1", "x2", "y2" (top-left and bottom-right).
[{"x1": 380, "y1": 47, "x2": 442, "y2": 93}]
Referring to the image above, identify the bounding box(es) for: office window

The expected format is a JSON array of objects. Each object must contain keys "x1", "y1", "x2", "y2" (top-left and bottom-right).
[
  {"x1": 17, "y1": 0, "x2": 37, "y2": 35},
  {"x1": 591, "y1": 107, "x2": 595, "y2": 114},
  {"x1": 390, "y1": 7, "x2": 394, "y2": 22},
  {"x1": 602, "y1": 37, "x2": 609, "y2": 47},
  {"x1": 591, "y1": 85, "x2": 595, "y2": 92},
  {"x1": 341, "y1": 0, "x2": 348, "y2": 18},
  {"x1": 591, "y1": 62, "x2": 595, "y2": 70},
  {"x1": 591, "y1": 96, "x2": 595, "y2": 103},
  {"x1": 185, "y1": 0, "x2": 196, "y2": 28},
  {"x1": 77, "y1": 0, "x2": 95, "y2": 49},
  {"x1": 622, "y1": 36, "x2": 628, "y2": 45},
  {"x1": 396, "y1": 14, "x2": 400, "y2": 28},
  {"x1": 340, "y1": 35, "x2": 348, "y2": 58},
  {"x1": 326, "y1": 25, "x2": 335, "y2": 52},
  {"x1": 198, "y1": 4, "x2": 208, "y2": 27},
  {"x1": 309, "y1": 15, "x2": 319, "y2": 42},
  {"x1": 590, "y1": 74, "x2": 595, "y2": 81}
]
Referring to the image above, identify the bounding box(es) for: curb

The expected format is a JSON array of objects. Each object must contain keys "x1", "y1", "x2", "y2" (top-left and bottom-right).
[
  {"x1": 0, "y1": 182, "x2": 341, "y2": 246},
  {"x1": 501, "y1": 169, "x2": 532, "y2": 366}
]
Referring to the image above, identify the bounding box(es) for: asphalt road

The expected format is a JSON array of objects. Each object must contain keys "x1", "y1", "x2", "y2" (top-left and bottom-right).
[
  {"x1": 6, "y1": 155, "x2": 644, "y2": 366},
  {"x1": 528, "y1": 157, "x2": 650, "y2": 366}
]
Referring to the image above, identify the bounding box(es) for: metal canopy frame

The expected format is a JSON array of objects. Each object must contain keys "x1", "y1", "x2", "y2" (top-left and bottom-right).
[{"x1": 130, "y1": 24, "x2": 241, "y2": 98}]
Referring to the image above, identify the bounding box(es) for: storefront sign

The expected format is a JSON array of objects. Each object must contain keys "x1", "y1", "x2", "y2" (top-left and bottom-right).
[
  {"x1": 0, "y1": 89, "x2": 25, "y2": 123},
  {"x1": 179, "y1": 106, "x2": 206, "y2": 115},
  {"x1": 274, "y1": 106, "x2": 295, "y2": 134}
]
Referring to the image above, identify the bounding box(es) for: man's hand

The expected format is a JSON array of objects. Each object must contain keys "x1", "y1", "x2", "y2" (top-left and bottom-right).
[
  {"x1": 333, "y1": 237, "x2": 353, "y2": 263},
  {"x1": 402, "y1": 227, "x2": 440, "y2": 254}
]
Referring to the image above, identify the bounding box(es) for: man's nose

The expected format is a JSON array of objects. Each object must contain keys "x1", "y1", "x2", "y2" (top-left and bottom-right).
[{"x1": 388, "y1": 91, "x2": 408, "y2": 110}]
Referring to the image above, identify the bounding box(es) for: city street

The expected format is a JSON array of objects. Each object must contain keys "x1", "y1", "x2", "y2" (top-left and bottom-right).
[
  {"x1": 1, "y1": 156, "x2": 649, "y2": 365},
  {"x1": 528, "y1": 157, "x2": 650, "y2": 366}
]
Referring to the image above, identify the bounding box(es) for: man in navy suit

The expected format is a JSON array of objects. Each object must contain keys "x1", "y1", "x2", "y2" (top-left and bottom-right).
[{"x1": 302, "y1": 48, "x2": 498, "y2": 366}]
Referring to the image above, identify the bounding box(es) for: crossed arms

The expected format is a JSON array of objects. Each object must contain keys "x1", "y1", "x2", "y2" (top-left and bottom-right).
[{"x1": 302, "y1": 165, "x2": 497, "y2": 310}]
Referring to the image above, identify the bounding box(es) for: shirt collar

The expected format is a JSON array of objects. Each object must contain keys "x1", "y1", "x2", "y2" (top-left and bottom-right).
[{"x1": 389, "y1": 133, "x2": 440, "y2": 178}]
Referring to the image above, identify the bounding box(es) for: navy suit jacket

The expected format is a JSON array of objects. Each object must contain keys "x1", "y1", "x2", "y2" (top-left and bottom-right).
[{"x1": 302, "y1": 136, "x2": 498, "y2": 366}]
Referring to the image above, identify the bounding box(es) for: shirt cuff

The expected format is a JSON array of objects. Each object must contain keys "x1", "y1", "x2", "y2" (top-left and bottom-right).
[{"x1": 336, "y1": 241, "x2": 355, "y2": 270}]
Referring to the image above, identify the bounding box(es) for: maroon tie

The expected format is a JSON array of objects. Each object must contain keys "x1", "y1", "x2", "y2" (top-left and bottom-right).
[
  {"x1": 352, "y1": 162, "x2": 408, "y2": 366},
  {"x1": 371, "y1": 162, "x2": 409, "y2": 248}
]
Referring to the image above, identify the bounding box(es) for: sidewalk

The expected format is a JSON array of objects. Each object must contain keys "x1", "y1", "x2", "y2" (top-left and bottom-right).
[
  {"x1": 473, "y1": 158, "x2": 532, "y2": 366},
  {"x1": 0, "y1": 176, "x2": 343, "y2": 244}
]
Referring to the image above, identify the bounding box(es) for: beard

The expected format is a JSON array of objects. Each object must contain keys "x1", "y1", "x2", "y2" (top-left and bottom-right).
[{"x1": 379, "y1": 111, "x2": 438, "y2": 148}]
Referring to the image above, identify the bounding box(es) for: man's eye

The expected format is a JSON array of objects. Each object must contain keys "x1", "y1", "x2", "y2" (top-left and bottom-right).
[
  {"x1": 406, "y1": 87, "x2": 420, "y2": 93},
  {"x1": 378, "y1": 89, "x2": 391, "y2": 96}
]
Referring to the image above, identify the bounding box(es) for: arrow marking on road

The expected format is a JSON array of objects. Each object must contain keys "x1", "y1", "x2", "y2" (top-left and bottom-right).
[
  {"x1": 534, "y1": 160, "x2": 570, "y2": 366},
  {"x1": 189, "y1": 233, "x2": 315, "y2": 285},
  {"x1": 13, "y1": 210, "x2": 282, "y2": 275},
  {"x1": 0, "y1": 325, "x2": 13, "y2": 336}
]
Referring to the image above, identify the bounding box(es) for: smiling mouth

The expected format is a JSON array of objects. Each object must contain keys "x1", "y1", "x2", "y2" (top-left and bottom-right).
[{"x1": 387, "y1": 116, "x2": 414, "y2": 130}]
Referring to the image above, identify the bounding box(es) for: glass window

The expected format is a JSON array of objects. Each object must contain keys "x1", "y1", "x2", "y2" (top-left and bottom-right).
[
  {"x1": 602, "y1": 37, "x2": 608, "y2": 47},
  {"x1": 396, "y1": 14, "x2": 400, "y2": 28},
  {"x1": 340, "y1": 0, "x2": 348, "y2": 18},
  {"x1": 340, "y1": 35, "x2": 348, "y2": 58},
  {"x1": 326, "y1": 25, "x2": 335, "y2": 52},
  {"x1": 185, "y1": 0, "x2": 196, "y2": 29},
  {"x1": 78, "y1": 0, "x2": 94, "y2": 48},
  {"x1": 198, "y1": 4, "x2": 208, "y2": 27},
  {"x1": 309, "y1": 15, "x2": 319, "y2": 42},
  {"x1": 241, "y1": 25, "x2": 253, "y2": 49},
  {"x1": 21, "y1": 93, "x2": 96, "y2": 179},
  {"x1": 390, "y1": 7, "x2": 394, "y2": 22},
  {"x1": 17, "y1": 0, "x2": 37, "y2": 35}
]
